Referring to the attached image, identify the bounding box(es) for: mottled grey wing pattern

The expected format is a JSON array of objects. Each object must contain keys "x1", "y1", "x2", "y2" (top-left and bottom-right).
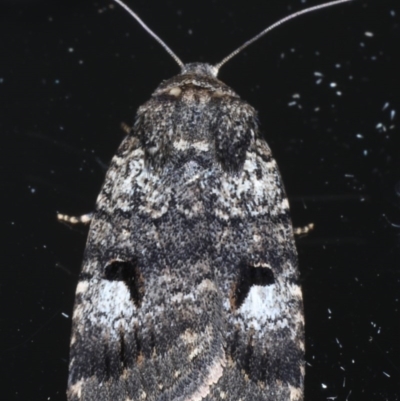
[{"x1": 67, "y1": 63, "x2": 304, "y2": 401}]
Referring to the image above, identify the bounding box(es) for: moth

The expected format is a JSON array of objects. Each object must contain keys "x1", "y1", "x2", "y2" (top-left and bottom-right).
[{"x1": 60, "y1": 1, "x2": 352, "y2": 400}]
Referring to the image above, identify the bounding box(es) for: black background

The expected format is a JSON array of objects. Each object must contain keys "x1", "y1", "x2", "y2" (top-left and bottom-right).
[{"x1": 1, "y1": 0, "x2": 399, "y2": 400}]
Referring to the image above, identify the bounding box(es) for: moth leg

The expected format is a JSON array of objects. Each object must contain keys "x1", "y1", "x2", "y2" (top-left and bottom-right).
[
  {"x1": 293, "y1": 222, "x2": 314, "y2": 236},
  {"x1": 57, "y1": 212, "x2": 93, "y2": 225}
]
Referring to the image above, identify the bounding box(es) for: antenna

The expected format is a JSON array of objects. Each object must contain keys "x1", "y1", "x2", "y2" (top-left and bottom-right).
[
  {"x1": 112, "y1": 0, "x2": 352, "y2": 75},
  {"x1": 214, "y1": 0, "x2": 353, "y2": 73},
  {"x1": 112, "y1": 0, "x2": 184, "y2": 69}
]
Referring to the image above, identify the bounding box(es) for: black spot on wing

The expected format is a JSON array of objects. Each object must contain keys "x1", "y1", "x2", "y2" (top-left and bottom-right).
[
  {"x1": 104, "y1": 259, "x2": 144, "y2": 307},
  {"x1": 231, "y1": 261, "x2": 275, "y2": 310}
]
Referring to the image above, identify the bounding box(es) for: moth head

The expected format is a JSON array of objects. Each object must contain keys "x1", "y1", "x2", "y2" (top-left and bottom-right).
[{"x1": 180, "y1": 63, "x2": 218, "y2": 78}]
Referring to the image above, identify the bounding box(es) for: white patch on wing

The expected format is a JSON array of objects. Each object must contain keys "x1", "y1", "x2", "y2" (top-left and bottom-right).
[
  {"x1": 236, "y1": 277, "x2": 301, "y2": 334},
  {"x1": 238, "y1": 284, "x2": 282, "y2": 321},
  {"x1": 86, "y1": 280, "x2": 136, "y2": 337},
  {"x1": 76, "y1": 280, "x2": 89, "y2": 294},
  {"x1": 279, "y1": 197, "x2": 290, "y2": 211}
]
